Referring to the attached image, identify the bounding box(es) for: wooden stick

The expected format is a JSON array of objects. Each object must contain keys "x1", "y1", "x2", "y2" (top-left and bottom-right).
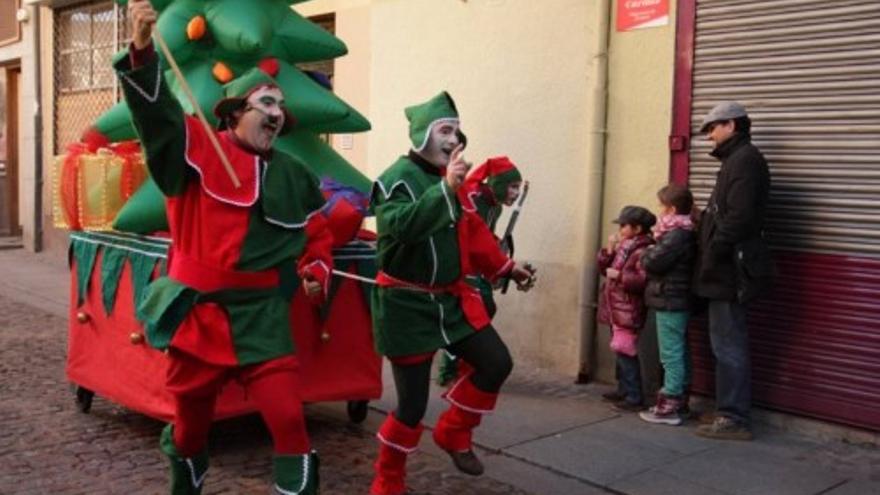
[{"x1": 153, "y1": 31, "x2": 241, "y2": 188}]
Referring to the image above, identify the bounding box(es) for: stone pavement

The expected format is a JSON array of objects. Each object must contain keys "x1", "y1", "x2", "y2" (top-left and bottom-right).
[
  {"x1": 2, "y1": 247, "x2": 880, "y2": 495},
  {"x1": 0, "y1": 293, "x2": 537, "y2": 495}
]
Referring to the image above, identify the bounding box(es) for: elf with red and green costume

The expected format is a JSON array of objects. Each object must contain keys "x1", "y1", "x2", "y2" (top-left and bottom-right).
[
  {"x1": 368, "y1": 92, "x2": 536, "y2": 495},
  {"x1": 116, "y1": 3, "x2": 330, "y2": 493},
  {"x1": 437, "y1": 156, "x2": 525, "y2": 385}
]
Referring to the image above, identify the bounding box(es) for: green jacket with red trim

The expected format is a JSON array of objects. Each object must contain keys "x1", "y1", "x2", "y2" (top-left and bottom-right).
[
  {"x1": 115, "y1": 48, "x2": 333, "y2": 366},
  {"x1": 370, "y1": 152, "x2": 514, "y2": 357}
]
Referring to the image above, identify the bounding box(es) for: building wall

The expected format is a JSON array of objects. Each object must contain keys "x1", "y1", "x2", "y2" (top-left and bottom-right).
[
  {"x1": 25, "y1": 0, "x2": 678, "y2": 380},
  {"x1": 595, "y1": 1, "x2": 678, "y2": 383},
  {"x1": 297, "y1": 0, "x2": 372, "y2": 175},
  {"x1": 0, "y1": 4, "x2": 36, "y2": 251},
  {"x1": 302, "y1": 0, "x2": 603, "y2": 375},
  {"x1": 39, "y1": 6, "x2": 67, "y2": 257},
  {"x1": 12, "y1": 0, "x2": 682, "y2": 381}
]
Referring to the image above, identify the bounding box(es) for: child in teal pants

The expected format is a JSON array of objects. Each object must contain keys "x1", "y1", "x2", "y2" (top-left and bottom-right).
[{"x1": 639, "y1": 184, "x2": 697, "y2": 425}]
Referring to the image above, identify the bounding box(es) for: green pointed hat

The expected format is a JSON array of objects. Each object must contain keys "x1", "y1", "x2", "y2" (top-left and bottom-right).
[
  {"x1": 213, "y1": 64, "x2": 294, "y2": 135},
  {"x1": 405, "y1": 91, "x2": 467, "y2": 152}
]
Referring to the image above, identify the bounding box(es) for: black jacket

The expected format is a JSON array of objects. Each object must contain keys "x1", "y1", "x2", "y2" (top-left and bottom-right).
[
  {"x1": 693, "y1": 133, "x2": 773, "y2": 302},
  {"x1": 643, "y1": 228, "x2": 697, "y2": 311}
]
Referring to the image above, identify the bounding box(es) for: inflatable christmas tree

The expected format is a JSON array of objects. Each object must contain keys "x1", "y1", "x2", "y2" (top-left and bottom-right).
[{"x1": 75, "y1": 0, "x2": 371, "y2": 234}]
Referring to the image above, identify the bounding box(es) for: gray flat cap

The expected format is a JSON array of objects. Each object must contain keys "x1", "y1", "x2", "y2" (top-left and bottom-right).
[{"x1": 700, "y1": 101, "x2": 748, "y2": 132}]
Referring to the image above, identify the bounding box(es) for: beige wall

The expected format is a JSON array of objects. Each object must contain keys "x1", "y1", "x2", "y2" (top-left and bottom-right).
[
  {"x1": 297, "y1": 0, "x2": 372, "y2": 174},
  {"x1": 303, "y1": 0, "x2": 603, "y2": 375},
  {"x1": 595, "y1": 1, "x2": 678, "y2": 382},
  {"x1": 39, "y1": 6, "x2": 68, "y2": 257}
]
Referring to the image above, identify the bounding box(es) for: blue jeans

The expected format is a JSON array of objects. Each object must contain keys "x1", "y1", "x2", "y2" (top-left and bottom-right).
[
  {"x1": 708, "y1": 300, "x2": 751, "y2": 424},
  {"x1": 615, "y1": 353, "x2": 642, "y2": 405}
]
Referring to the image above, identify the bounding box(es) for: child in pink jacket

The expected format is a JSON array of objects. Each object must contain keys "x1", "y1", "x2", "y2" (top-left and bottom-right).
[{"x1": 597, "y1": 205, "x2": 656, "y2": 411}]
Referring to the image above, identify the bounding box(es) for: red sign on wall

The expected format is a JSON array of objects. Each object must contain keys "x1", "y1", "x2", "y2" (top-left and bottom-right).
[{"x1": 617, "y1": 0, "x2": 670, "y2": 32}]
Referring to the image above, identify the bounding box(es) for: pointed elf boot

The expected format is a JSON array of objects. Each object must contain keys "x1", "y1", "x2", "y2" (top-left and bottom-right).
[
  {"x1": 433, "y1": 375, "x2": 498, "y2": 476},
  {"x1": 160, "y1": 425, "x2": 209, "y2": 495},
  {"x1": 272, "y1": 451, "x2": 320, "y2": 495},
  {"x1": 370, "y1": 413, "x2": 424, "y2": 495}
]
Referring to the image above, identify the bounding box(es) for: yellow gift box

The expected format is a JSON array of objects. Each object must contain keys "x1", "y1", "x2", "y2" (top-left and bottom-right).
[{"x1": 53, "y1": 143, "x2": 148, "y2": 231}]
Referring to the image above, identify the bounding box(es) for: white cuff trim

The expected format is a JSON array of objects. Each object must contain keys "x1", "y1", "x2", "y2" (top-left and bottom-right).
[
  {"x1": 120, "y1": 61, "x2": 161, "y2": 103},
  {"x1": 443, "y1": 376, "x2": 494, "y2": 415},
  {"x1": 376, "y1": 432, "x2": 420, "y2": 454},
  {"x1": 440, "y1": 180, "x2": 457, "y2": 222},
  {"x1": 264, "y1": 208, "x2": 322, "y2": 230},
  {"x1": 184, "y1": 458, "x2": 208, "y2": 489},
  {"x1": 493, "y1": 259, "x2": 515, "y2": 281},
  {"x1": 272, "y1": 453, "x2": 309, "y2": 494},
  {"x1": 304, "y1": 260, "x2": 331, "y2": 296}
]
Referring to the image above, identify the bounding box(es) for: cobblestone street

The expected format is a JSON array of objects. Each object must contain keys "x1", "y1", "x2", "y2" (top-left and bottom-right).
[{"x1": 0, "y1": 294, "x2": 531, "y2": 495}]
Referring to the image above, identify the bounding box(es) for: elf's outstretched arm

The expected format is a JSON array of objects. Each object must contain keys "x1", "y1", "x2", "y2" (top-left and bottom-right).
[{"x1": 113, "y1": 0, "x2": 193, "y2": 197}]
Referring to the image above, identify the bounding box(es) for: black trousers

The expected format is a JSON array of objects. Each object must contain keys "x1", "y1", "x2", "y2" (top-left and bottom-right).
[{"x1": 392, "y1": 326, "x2": 513, "y2": 428}]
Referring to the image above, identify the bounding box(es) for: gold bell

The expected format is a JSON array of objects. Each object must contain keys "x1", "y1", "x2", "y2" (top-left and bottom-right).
[
  {"x1": 130, "y1": 332, "x2": 145, "y2": 345},
  {"x1": 76, "y1": 312, "x2": 90, "y2": 323},
  {"x1": 320, "y1": 331, "x2": 331, "y2": 343}
]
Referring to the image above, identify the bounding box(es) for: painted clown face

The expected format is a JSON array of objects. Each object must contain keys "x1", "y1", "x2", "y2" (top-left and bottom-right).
[
  {"x1": 235, "y1": 86, "x2": 286, "y2": 152},
  {"x1": 420, "y1": 121, "x2": 461, "y2": 167}
]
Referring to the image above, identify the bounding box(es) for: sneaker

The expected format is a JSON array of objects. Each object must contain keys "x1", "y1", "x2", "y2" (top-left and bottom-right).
[
  {"x1": 639, "y1": 408, "x2": 683, "y2": 426},
  {"x1": 697, "y1": 410, "x2": 717, "y2": 425},
  {"x1": 612, "y1": 401, "x2": 644, "y2": 413},
  {"x1": 696, "y1": 416, "x2": 753, "y2": 441},
  {"x1": 601, "y1": 391, "x2": 625, "y2": 403}
]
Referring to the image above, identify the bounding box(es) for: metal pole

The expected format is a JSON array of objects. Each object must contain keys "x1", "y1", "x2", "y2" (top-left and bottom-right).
[
  {"x1": 32, "y1": 5, "x2": 43, "y2": 252},
  {"x1": 577, "y1": 0, "x2": 612, "y2": 383}
]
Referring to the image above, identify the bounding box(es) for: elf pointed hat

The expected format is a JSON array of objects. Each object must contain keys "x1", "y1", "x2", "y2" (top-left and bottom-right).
[
  {"x1": 465, "y1": 156, "x2": 523, "y2": 202},
  {"x1": 405, "y1": 91, "x2": 468, "y2": 152},
  {"x1": 213, "y1": 59, "x2": 295, "y2": 135}
]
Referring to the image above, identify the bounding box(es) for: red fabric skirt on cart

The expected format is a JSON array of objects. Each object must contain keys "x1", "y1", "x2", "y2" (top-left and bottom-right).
[{"x1": 65, "y1": 231, "x2": 382, "y2": 423}]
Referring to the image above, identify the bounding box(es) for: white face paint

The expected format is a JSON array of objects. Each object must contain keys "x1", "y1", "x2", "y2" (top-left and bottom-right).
[
  {"x1": 419, "y1": 121, "x2": 460, "y2": 167},
  {"x1": 234, "y1": 86, "x2": 286, "y2": 152},
  {"x1": 503, "y1": 181, "x2": 522, "y2": 206}
]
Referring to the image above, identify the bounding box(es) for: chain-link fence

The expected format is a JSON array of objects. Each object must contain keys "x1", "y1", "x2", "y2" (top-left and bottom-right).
[{"x1": 53, "y1": 1, "x2": 129, "y2": 153}]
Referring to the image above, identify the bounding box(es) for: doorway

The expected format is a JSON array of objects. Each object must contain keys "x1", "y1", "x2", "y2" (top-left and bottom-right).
[{"x1": 0, "y1": 63, "x2": 20, "y2": 237}]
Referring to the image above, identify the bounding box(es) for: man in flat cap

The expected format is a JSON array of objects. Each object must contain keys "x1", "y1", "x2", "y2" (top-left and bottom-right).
[{"x1": 694, "y1": 101, "x2": 773, "y2": 441}]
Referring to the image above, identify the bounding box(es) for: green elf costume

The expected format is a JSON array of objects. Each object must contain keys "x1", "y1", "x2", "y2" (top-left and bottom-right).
[
  {"x1": 437, "y1": 156, "x2": 523, "y2": 385},
  {"x1": 115, "y1": 42, "x2": 329, "y2": 495},
  {"x1": 369, "y1": 92, "x2": 525, "y2": 495}
]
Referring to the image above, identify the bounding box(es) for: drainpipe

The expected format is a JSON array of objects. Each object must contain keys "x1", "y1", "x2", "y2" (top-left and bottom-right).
[
  {"x1": 576, "y1": 0, "x2": 611, "y2": 383},
  {"x1": 32, "y1": 5, "x2": 44, "y2": 252}
]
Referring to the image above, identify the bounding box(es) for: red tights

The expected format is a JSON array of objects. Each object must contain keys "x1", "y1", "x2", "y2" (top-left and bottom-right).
[{"x1": 165, "y1": 350, "x2": 310, "y2": 457}]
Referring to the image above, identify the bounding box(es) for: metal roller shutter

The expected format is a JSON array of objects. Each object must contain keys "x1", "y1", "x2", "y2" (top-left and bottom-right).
[{"x1": 683, "y1": 0, "x2": 880, "y2": 430}]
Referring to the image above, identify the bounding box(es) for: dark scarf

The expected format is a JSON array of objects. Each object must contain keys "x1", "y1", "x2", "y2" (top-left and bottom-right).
[{"x1": 408, "y1": 150, "x2": 446, "y2": 177}]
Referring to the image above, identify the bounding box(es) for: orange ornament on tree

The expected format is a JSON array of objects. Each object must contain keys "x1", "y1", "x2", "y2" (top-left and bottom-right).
[
  {"x1": 186, "y1": 15, "x2": 207, "y2": 41},
  {"x1": 212, "y1": 62, "x2": 234, "y2": 83}
]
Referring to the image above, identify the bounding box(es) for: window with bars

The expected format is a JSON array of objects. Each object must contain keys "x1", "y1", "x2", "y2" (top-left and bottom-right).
[
  {"x1": 297, "y1": 14, "x2": 336, "y2": 85},
  {"x1": 297, "y1": 14, "x2": 336, "y2": 144},
  {"x1": 53, "y1": 1, "x2": 129, "y2": 152}
]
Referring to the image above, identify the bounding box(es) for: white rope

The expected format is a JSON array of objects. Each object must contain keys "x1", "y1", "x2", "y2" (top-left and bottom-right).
[
  {"x1": 330, "y1": 269, "x2": 431, "y2": 294},
  {"x1": 331, "y1": 269, "x2": 377, "y2": 285}
]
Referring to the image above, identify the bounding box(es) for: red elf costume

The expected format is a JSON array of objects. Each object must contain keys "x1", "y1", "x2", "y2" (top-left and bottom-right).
[{"x1": 115, "y1": 43, "x2": 331, "y2": 494}]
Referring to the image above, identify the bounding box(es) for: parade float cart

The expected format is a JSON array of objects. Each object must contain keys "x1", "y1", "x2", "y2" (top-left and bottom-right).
[{"x1": 66, "y1": 230, "x2": 382, "y2": 423}]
